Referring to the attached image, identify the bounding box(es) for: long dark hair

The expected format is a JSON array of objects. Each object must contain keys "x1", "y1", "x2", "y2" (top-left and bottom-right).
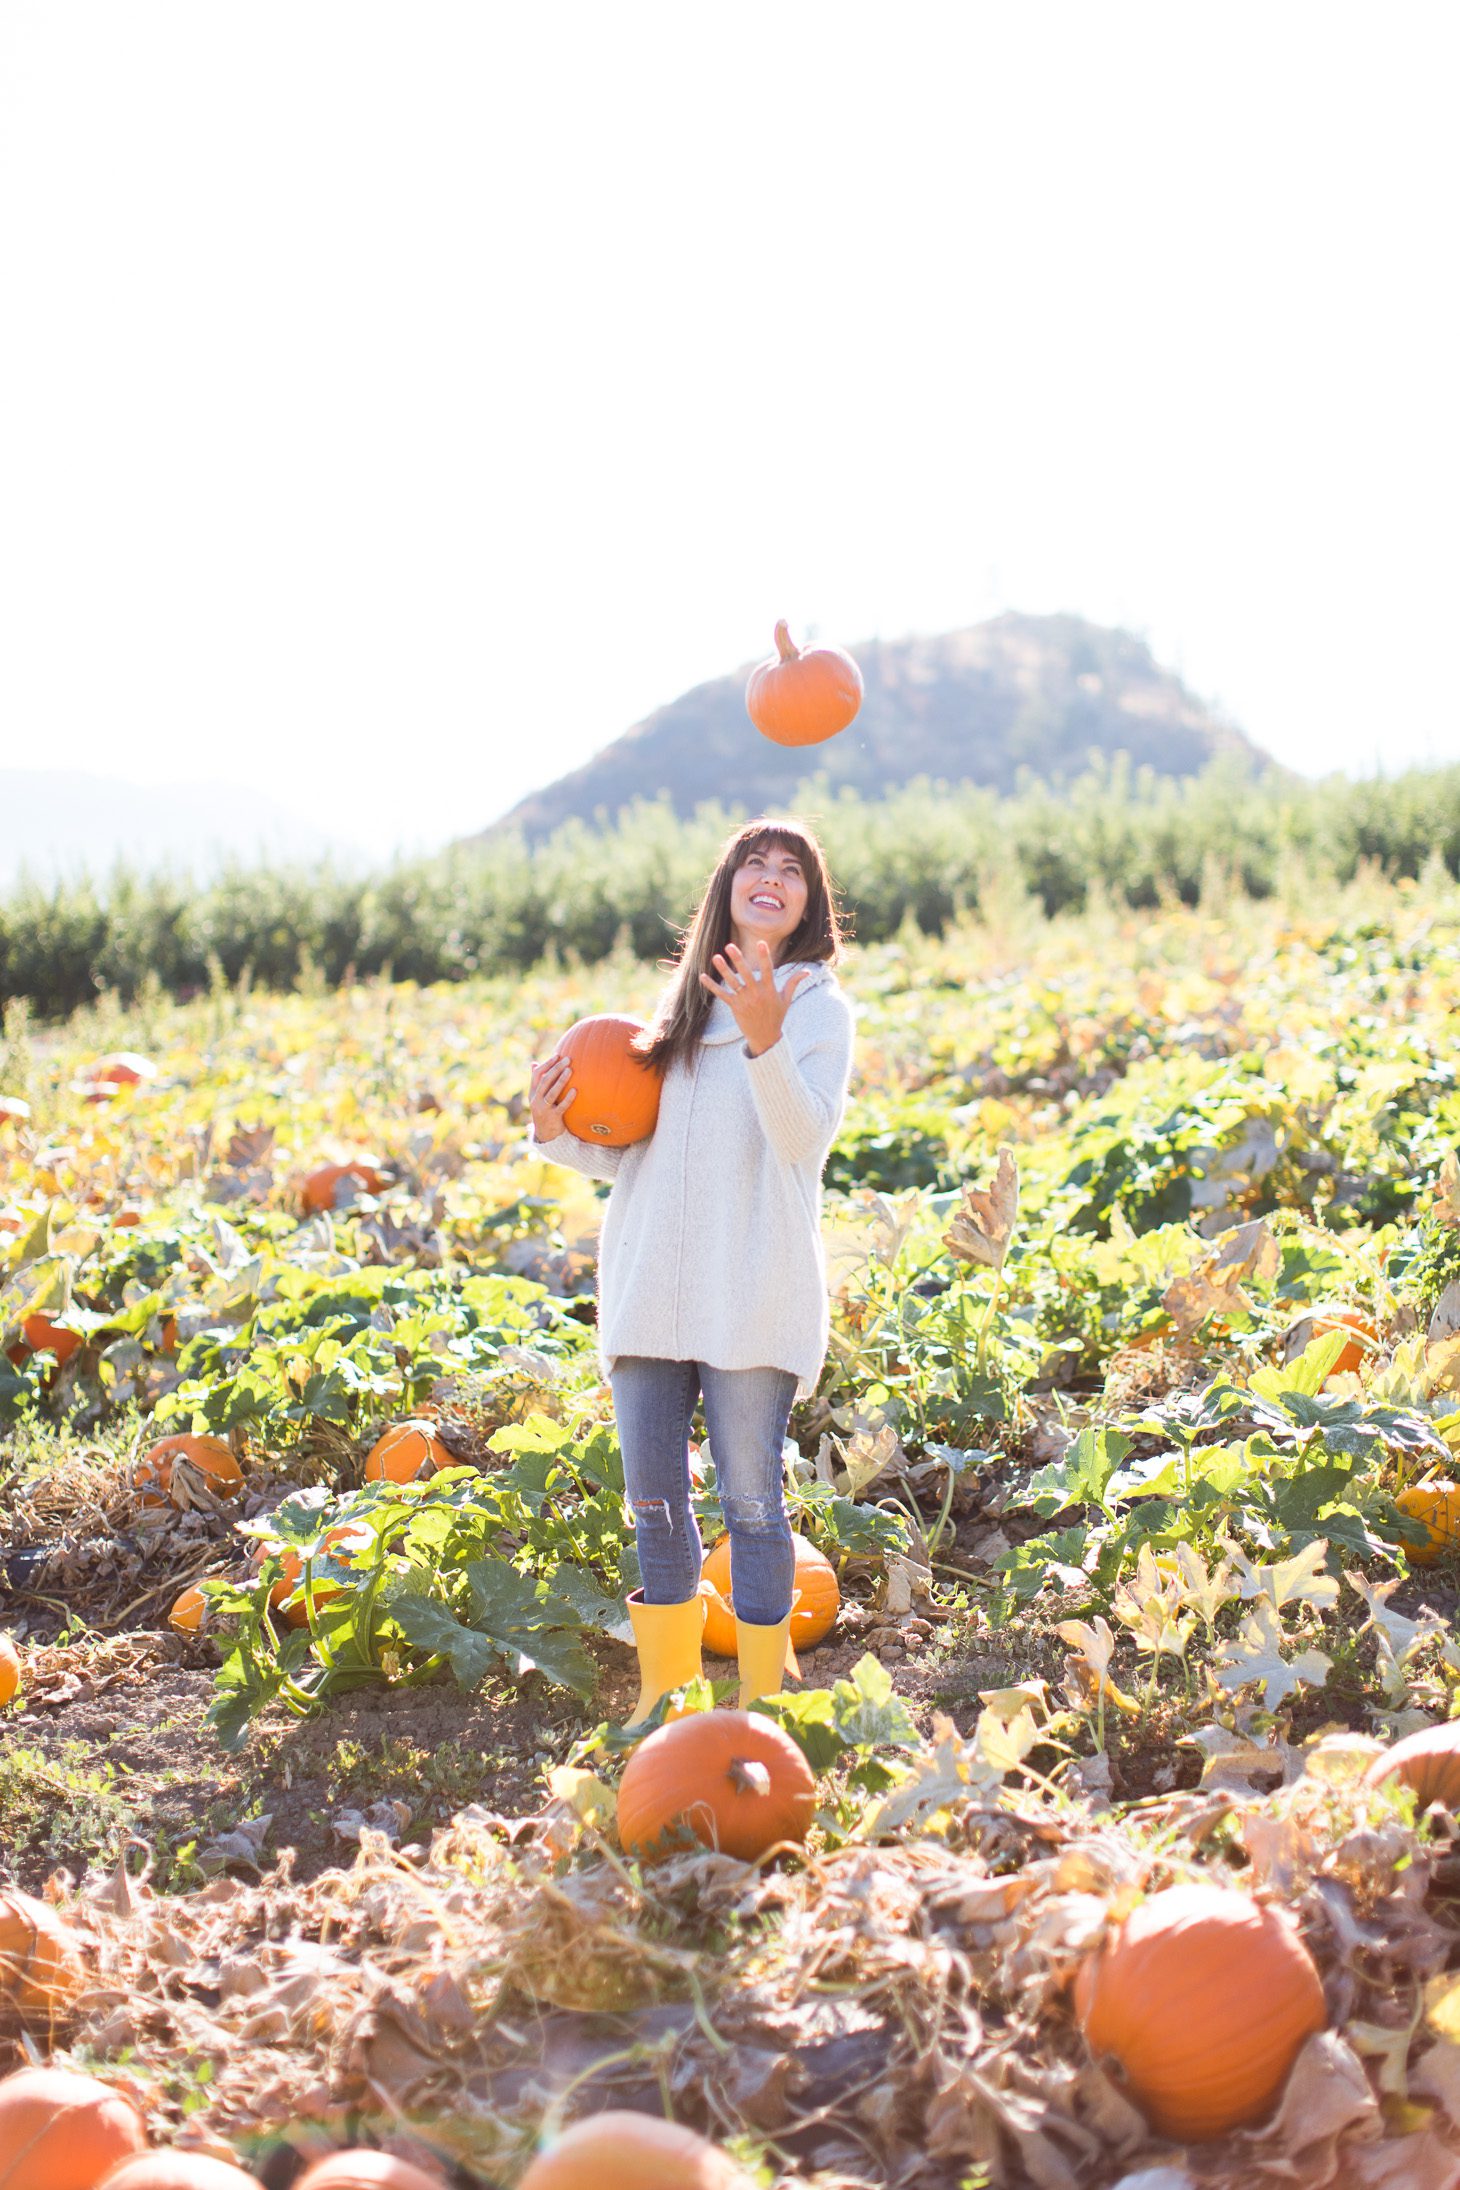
[{"x1": 641, "y1": 817, "x2": 846, "y2": 1077}]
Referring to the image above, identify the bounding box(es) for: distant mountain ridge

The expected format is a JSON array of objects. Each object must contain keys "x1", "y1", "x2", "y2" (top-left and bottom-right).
[{"x1": 480, "y1": 612, "x2": 1268, "y2": 844}]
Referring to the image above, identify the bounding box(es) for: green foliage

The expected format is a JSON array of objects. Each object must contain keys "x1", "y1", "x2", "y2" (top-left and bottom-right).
[{"x1": 5, "y1": 760, "x2": 1460, "y2": 1015}]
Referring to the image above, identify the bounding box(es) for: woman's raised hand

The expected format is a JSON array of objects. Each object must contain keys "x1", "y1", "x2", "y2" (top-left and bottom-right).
[
  {"x1": 699, "y1": 939, "x2": 809, "y2": 1055},
  {"x1": 529, "y1": 1052, "x2": 576, "y2": 1140}
]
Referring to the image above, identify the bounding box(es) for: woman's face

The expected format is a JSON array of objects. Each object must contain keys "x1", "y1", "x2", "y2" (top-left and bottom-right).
[{"x1": 728, "y1": 843, "x2": 810, "y2": 962}]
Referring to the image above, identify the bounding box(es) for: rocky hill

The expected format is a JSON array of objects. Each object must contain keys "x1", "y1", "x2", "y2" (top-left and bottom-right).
[{"x1": 480, "y1": 612, "x2": 1268, "y2": 843}]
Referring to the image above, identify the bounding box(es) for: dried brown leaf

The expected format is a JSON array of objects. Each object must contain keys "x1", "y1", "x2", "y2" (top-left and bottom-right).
[{"x1": 943, "y1": 1148, "x2": 1019, "y2": 1270}]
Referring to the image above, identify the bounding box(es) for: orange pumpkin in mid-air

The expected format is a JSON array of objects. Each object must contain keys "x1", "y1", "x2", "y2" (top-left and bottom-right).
[{"x1": 745, "y1": 620, "x2": 863, "y2": 747}]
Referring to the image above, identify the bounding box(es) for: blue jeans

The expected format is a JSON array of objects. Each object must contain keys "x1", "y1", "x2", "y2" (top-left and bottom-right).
[{"x1": 611, "y1": 1356, "x2": 798, "y2": 1625}]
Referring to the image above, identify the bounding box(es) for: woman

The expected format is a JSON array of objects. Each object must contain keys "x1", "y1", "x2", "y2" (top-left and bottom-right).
[{"x1": 528, "y1": 816, "x2": 854, "y2": 1725}]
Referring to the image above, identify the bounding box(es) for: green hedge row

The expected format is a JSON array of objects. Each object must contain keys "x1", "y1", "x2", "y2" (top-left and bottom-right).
[{"x1": 4, "y1": 757, "x2": 1459, "y2": 1016}]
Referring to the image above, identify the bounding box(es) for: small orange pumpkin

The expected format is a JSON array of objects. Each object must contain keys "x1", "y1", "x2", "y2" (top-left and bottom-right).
[
  {"x1": 700, "y1": 1534, "x2": 839, "y2": 1658},
  {"x1": 167, "y1": 1587, "x2": 209, "y2": 1637},
  {"x1": 364, "y1": 1422, "x2": 448, "y2": 1484},
  {"x1": 618, "y1": 1709, "x2": 816, "y2": 1863},
  {"x1": 295, "y1": 2152, "x2": 450, "y2": 2190},
  {"x1": 80, "y1": 1052, "x2": 156, "y2": 1103},
  {"x1": 745, "y1": 621, "x2": 863, "y2": 747},
  {"x1": 556, "y1": 1017, "x2": 662, "y2": 1147},
  {"x1": 1281, "y1": 1302, "x2": 1376, "y2": 1381},
  {"x1": 301, "y1": 1159, "x2": 385, "y2": 1216},
  {"x1": 0, "y1": 2064, "x2": 147, "y2": 2190},
  {"x1": 97, "y1": 2157, "x2": 259, "y2": 2190},
  {"x1": 1396, "y1": 1482, "x2": 1460, "y2": 1566},
  {"x1": 519, "y1": 2111, "x2": 752, "y2": 2190},
  {"x1": 1365, "y1": 1720, "x2": 1460, "y2": 1811},
  {"x1": 1075, "y1": 1882, "x2": 1325, "y2": 2141},
  {"x1": 18, "y1": 1312, "x2": 83, "y2": 1367},
  {"x1": 0, "y1": 1634, "x2": 19, "y2": 1708},
  {"x1": 0, "y1": 1889, "x2": 86, "y2": 2035},
  {"x1": 134, "y1": 1435, "x2": 243, "y2": 1510},
  {"x1": 274, "y1": 1524, "x2": 374, "y2": 1628}
]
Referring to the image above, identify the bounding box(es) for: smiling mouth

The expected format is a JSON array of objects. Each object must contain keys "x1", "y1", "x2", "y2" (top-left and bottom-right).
[{"x1": 750, "y1": 895, "x2": 783, "y2": 910}]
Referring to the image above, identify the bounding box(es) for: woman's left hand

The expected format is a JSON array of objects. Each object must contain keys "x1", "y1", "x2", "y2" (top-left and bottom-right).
[{"x1": 700, "y1": 940, "x2": 809, "y2": 1055}]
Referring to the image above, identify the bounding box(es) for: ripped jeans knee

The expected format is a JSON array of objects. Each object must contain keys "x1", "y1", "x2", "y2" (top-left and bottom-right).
[
  {"x1": 720, "y1": 1495, "x2": 795, "y2": 1627},
  {"x1": 628, "y1": 1495, "x2": 702, "y2": 1605}
]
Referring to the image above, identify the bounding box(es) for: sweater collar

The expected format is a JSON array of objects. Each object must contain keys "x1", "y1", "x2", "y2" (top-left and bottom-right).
[{"x1": 699, "y1": 959, "x2": 836, "y2": 1044}]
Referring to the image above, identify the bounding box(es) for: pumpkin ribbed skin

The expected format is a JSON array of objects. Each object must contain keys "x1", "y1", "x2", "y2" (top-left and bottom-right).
[
  {"x1": 301, "y1": 1160, "x2": 384, "y2": 1215},
  {"x1": 0, "y1": 1890, "x2": 86, "y2": 2034},
  {"x1": 1396, "y1": 1482, "x2": 1460, "y2": 1567},
  {"x1": 96, "y1": 2158, "x2": 257, "y2": 2189},
  {"x1": 364, "y1": 1423, "x2": 448, "y2": 1484},
  {"x1": 700, "y1": 1534, "x2": 839, "y2": 1658},
  {"x1": 0, "y1": 2065, "x2": 146, "y2": 2190},
  {"x1": 1282, "y1": 1301, "x2": 1376, "y2": 1381},
  {"x1": 745, "y1": 622, "x2": 863, "y2": 748},
  {"x1": 134, "y1": 1436, "x2": 243, "y2": 1510},
  {"x1": 0, "y1": 1635, "x2": 19, "y2": 1708},
  {"x1": 618, "y1": 1711, "x2": 816, "y2": 1863},
  {"x1": 519, "y1": 2110, "x2": 752, "y2": 2190},
  {"x1": 295, "y1": 2153, "x2": 448, "y2": 2190},
  {"x1": 1365, "y1": 1720, "x2": 1460, "y2": 1810},
  {"x1": 558, "y1": 1017, "x2": 661, "y2": 1148},
  {"x1": 167, "y1": 1587, "x2": 208, "y2": 1637},
  {"x1": 1076, "y1": 1883, "x2": 1325, "y2": 2141}
]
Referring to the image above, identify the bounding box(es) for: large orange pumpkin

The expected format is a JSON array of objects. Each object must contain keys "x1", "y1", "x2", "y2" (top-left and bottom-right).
[
  {"x1": 1396, "y1": 1481, "x2": 1460, "y2": 1566},
  {"x1": 0, "y1": 1635, "x2": 19, "y2": 1708},
  {"x1": 1075, "y1": 1882, "x2": 1325, "y2": 2141},
  {"x1": 0, "y1": 2064, "x2": 147, "y2": 2190},
  {"x1": 745, "y1": 621, "x2": 863, "y2": 747},
  {"x1": 618, "y1": 1710, "x2": 816, "y2": 1863},
  {"x1": 556, "y1": 1017, "x2": 661, "y2": 1147},
  {"x1": 700, "y1": 1534, "x2": 839, "y2": 1658},
  {"x1": 134, "y1": 1435, "x2": 243, "y2": 1510},
  {"x1": 295, "y1": 2153, "x2": 449, "y2": 2190},
  {"x1": 301, "y1": 1160, "x2": 385, "y2": 1216},
  {"x1": 1365, "y1": 1720, "x2": 1460, "y2": 1811},
  {"x1": 519, "y1": 2111, "x2": 752, "y2": 2190},
  {"x1": 0, "y1": 1889, "x2": 86, "y2": 2034},
  {"x1": 1281, "y1": 1302, "x2": 1376, "y2": 1381},
  {"x1": 364, "y1": 1422, "x2": 448, "y2": 1484},
  {"x1": 96, "y1": 2158, "x2": 258, "y2": 2190}
]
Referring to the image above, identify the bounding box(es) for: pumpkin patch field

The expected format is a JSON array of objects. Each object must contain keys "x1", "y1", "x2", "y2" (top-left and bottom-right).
[{"x1": 7, "y1": 867, "x2": 1460, "y2": 2185}]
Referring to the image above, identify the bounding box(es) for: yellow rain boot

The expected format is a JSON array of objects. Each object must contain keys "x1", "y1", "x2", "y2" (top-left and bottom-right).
[
  {"x1": 735, "y1": 1614, "x2": 801, "y2": 1709},
  {"x1": 624, "y1": 1591, "x2": 706, "y2": 1728}
]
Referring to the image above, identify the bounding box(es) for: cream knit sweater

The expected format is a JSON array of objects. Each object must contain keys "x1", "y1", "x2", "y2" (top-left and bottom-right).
[{"x1": 531, "y1": 961, "x2": 855, "y2": 1398}]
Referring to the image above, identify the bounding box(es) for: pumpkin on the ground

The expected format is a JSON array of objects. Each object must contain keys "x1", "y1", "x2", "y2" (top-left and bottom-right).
[
  {"x1": 295, "y1": 2152, "x2": 450, "y2": 2189},
  {"x1": 272, "y1": 1524, "x2": 374, "y2": 1628},
  {"x1": 556, "y1": 1017, "x2": 661, "y2": 1147},
  {"x1": 1281, "y1": 1302, "x2": 1376, "y2": 1381},
  {"x1": 16, "y1": 1313, "x2": 82, "y2": 1368},
  {"x1": 1365, "y1": 1720, "x2": 1460, "y2": 1810},
  {"x1": 617, "y1": 1710, "x2": 816, "y2": 1863},
  {"x1": 519, "y1": 2110, "x2": 753, "y2": 2190},
  {"x1": 1396, "y1": 1481, "x2": 1460, "y2": 1566},
  {"x1": 745, "y1": 621, "x2": 863, "y2": 747},
  {"x1": 0, "y1": 2064, "x2": 146, "y2": 2190},
  {"x1": 700, "y1": 1533, "x2": 839, "y2": 1657},
  {"x1": 167, "y1": 1587, "x2": 209, "y2": 1637},
  {"x1": 0, "y1": 1635, "x2": 19, "y2": 1708},
  {"x1": 134, "y1": 1435, "x2": 243, "y2": 1511},
  {"x1": 364, "y1": 1422, "x2": 448, "y2": 1484},
  {"x1": 301, "y1": 1160, "x2": 385, "y2": 1215},
  {"x1": 1075, "y1": 1881, "x2": 1325, "y2": 2141},
  {"x1": 94, "y1": 2157, "x2": 258, "y2": 2189},
  {"x1": 0, "y1": 1890, "x2": 86, "y2": 2035},
  {"x1": 80, "y1": 1053, "x2": 156, "y2": 1102}
]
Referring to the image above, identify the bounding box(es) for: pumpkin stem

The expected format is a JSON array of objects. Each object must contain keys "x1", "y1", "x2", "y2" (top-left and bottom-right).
[
  {"x1": 727, "y1": 1758, "x2": 772, "y2": 1798},
  {"x1": 773, "y1": 619, "x2": 800, "y2": 663}
]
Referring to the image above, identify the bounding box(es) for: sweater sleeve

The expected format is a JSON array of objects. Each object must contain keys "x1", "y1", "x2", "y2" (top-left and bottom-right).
[
  {"x1": 742, "y1": 987, "x2": 854, "y2": 1166},
  {"x1": 529, "y1": 1128, "x2": 625, "y2": 1185}
]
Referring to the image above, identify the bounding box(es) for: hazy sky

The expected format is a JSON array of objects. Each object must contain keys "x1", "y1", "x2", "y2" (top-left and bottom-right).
[{"x1": 2, "y1": 3, "x2": 1456, "y2": 859}]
